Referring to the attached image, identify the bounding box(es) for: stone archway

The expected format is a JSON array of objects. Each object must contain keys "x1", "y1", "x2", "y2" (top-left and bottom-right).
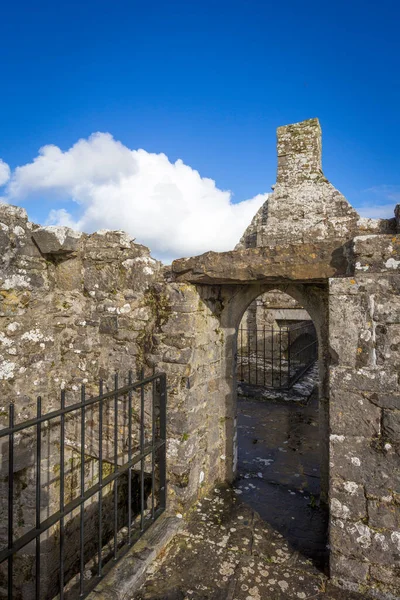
[
  {"x1": 166, "y1": 118, "x2": 400, "y2": 597},
  {"x1": 218, "y1": 281, "x2": 329, "y2": 504}
]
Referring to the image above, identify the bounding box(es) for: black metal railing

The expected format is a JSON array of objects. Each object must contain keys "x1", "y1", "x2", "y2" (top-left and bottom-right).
[
  {"x1": 237, "y1": 321, "x2": 317, "y2": 389},
  {"x1": 0, "y1": 370, "x2": 167, "y2": 600}
]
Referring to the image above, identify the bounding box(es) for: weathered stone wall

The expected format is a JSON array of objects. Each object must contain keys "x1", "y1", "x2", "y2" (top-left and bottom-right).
[
  {"x1": 150, "y1": 282, "x2": 228, "y2": 508},
  {"x1": 0, "y1": 203, "x2": 165, "y2": 597},
  {"x1": 329, "y1": 234, "x2": 400, "y2": 598},
  {"x1": 0, "y1": 203, "x2": 227, "y2": 597}
]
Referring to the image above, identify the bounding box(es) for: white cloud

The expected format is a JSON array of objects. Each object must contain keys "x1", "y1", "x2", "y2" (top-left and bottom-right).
[
  {"x1": 355, "y1": 185, "x2": 400, "y2": 220},
  {"x1": 3, "y1": 133, "x2": 266, "y2": 262},
  {"x1": 0, "y1": 159, "x2": 10, "y2": 187},
  {"x1": 357, "y1": 204, "x2": 397, "y2": 219},
  {"x1": 362, "y1": 185, "x2": 400, "y2": 204}
]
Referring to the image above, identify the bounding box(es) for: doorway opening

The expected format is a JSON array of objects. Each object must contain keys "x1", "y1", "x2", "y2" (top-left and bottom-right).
[{"x1": 235, "y1": 289, "x2": 328, "y2": 569}]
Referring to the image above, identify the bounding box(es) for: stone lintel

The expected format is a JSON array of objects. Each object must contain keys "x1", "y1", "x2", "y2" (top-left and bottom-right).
[{"x1": 171, "y1": 240, "x2": 348, "y2": 285}]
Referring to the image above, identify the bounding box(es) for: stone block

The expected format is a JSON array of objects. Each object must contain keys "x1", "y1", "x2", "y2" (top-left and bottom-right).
[
  {"x1": 157, "y1": 361, "x2": 191, "y2": 377},
  {"x1": 83, "y1": 261, "x2": 121, "y2": 294},
  {"x1": 99, "y1": 315, "x2": 118, "y2": 334},
  {"x1": 330, "y1": 479, "x2": 367, "y2": 521},
  {"x1": 55, "y1": 258, "x2": 83, "y2": 291},
  {"x1": 206, "y1": 422, "x2": 223, "y2": 448},
  {"x1": 369, "y1": 499, "x2": 400, "y2": 530},
  {"x1": 167, "y1": 410, "x2": 189, "y2": 436},
  {"x1": 0, "y1": 202, "x2": 28, "y2": 223},
  {"x1": 369, "y1": 392, "x2": 400, "y2": 410},
  {"x1": 382, "y1": 410, "x2": 400, "y2": 444},
  {"x1": 330, "y1": 518, "x2": 400, "y2": 566},
  {"x1": 375, "y1": 323, "x2": 400, "y2": 370},
  {"x1": 374, "y1": 293, "x2": 400, "y2": 325},
  {"x1": 161, "y1": 311, "x2": 205, "y2": 335},
  {"x1": 370, "y1": 564, "x2": 400, "y2": 587},
  {"x1": 330, "y1": 435, "x2": 400, "y2": 498},
  {"x1": 155, "y1": 332, "x2": 195, "y2": 350},
  {"x1": 352, "y1": 234, "x2": 400, "y2": 273},
  {"x1": 330, "y1": 365, "x2": 399, "y2": 394},
  {"x1": 330, "y1": 387, "x2": 381, "y2": 437},
  {"x1": 207, "y1": 379, "x2": 220, "y2": 394},
  {"x1": 32, "y1": 226, "x2": 82, "y2": 255},
  {"x1": 165, "y1": 283, "x2": 202, "y2": 313},
  {"x1": 329, "y1": 277, "x2": 363, "y2": 296},
  {"x1": 330, "y1": 552, "x2": 369, "y2": 583},
  {"x1": 276, "y1": 118, "x2": 323, "y2": 185},
  {"x1": 162, "y1": 347, "x2": 193, "y2": 365},
  {"x1": 329, "y1": 292, "x2": 372, "y2": 368}
]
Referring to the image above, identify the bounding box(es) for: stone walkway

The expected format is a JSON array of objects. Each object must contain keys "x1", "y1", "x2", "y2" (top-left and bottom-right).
[
  {"x1": 236, "y1": 383, "x2": 327, "y2": 568},
  {"x1": 133, "y1": 486, "x2": 363, "y2": 600},
  {"x1": 133, "y1": 378, "x2": 364, "y2": 600}
]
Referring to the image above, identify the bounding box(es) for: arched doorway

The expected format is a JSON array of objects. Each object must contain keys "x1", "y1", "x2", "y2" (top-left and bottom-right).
[
  {"x1": 235, "y1": 289, "x2": 327, "y2": 568},
  {"x1": 218, "y1": 282, "x2": 330, "y2": 569},
  {"x1": 237, "y1": 289, "x2": 317, "y2": 392}
]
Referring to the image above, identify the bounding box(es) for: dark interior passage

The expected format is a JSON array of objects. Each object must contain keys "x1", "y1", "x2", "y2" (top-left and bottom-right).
[{"x1": 235, "y1": 366, "x2": 328, "y2": 571}]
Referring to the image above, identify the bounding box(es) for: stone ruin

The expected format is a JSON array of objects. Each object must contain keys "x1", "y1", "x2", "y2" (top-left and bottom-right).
[{"x1": 1, "y1": 117, "x2": 400, "y2": 598}]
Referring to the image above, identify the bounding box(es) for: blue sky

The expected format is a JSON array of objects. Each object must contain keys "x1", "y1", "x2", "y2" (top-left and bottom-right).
[{"x1": 0, "y1": 0, "x2": 399, "y2": 259}]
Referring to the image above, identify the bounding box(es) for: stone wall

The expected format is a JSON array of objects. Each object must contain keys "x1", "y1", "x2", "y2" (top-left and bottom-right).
[
  {"x1": 170, "y1": 118, "x2": 400, "y2": 598},
  {"x1": 0, "y1": 203, "x2": 226, "y2": 598},
  {"x1": 329, "y1": 234, "x2": 400, "y2": 598},
  {"x1": 150, "y1": 281, "x2": 228, "y2": 507}
]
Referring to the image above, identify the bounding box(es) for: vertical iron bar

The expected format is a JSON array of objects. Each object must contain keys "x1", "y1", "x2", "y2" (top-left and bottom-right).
[
  {"x1": 279, "y1": 326, "x2": 282, "y2": 388},
  {"x1": 271, "y1": 324, "x2": 274, "y2": 388},
  {"x1": 247, "y1": 328, "x2": 251, "y2": 385},
  {"x1": 35, "y1": 397, "x2": 41, "y2": 600},
  {"x1": 159, "y1": 373, "x2": 167, "y2": 510},
  {"x1": 128, "y1": 370, "x2": 133, "y2": 543},
  {"x1": 255, "y1": 328, "x2": 258, "y2": 386},
  {"x1": 151, "y1": 367, "x2": 156, "y2": 520},
  {"x1": 114, "y1": 373, "x2": 118, "y2": 559},
  {"x1": 140, "y1": 369, "x2": 145, "y2": 531},
  {"x1": 8, "y1": 404, "x2": 14, "y2": 600},
  {"x1": 79, "y1": 385, "x2": 85, "y2": 597},
  {"x1": 98, "y1": 379, "x2": 103, "y2": 576},
  {"x1": 240, "y1": 326, "x2": 243, "y2": 381},
  {"x1": 287, "y1": 327, "x2": 291, "y2": 388},
  {"x1": 263, "y1": 325, "x2": 266, "y2": 387},
  {"x1": 60, "y1": 390, "x2": 65, "y2": 600}
]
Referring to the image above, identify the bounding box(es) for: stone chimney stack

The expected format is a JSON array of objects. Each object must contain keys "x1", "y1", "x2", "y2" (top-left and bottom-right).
[
  {"x1": 236, "y1": 117, "x2": 364, "y2": 250},
  {"x1": 276, "y1": 118, "x2": 325, "y2": 185}
]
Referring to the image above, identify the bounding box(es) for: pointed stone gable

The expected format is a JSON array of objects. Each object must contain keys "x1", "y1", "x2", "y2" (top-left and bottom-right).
[{"x1": 237, "y1": 118, "x2": 394, "y2": 249}]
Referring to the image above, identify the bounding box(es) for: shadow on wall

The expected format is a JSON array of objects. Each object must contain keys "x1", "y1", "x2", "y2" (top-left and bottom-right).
[{"x1": 0, "y1": 452, "x2": 155, "y2": 600}]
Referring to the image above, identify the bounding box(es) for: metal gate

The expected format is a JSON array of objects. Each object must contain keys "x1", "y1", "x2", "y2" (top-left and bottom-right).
[
  {"x1": 237, "y1": 321, "x2": 317, "y2": 389},
  {"x1": 0, "y1": 370, "x2": 167, "y2": 600}
]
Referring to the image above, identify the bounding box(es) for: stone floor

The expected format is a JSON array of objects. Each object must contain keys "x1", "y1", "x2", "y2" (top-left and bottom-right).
[
  {"x1": 236, "y1": 381, "x2": 328, "y2": 569},
  {"x1": 133, "y1": 487, "x2": 364, "y2": 600},
  {"x1": 133, "y1": 377, "x2": 364, "y2": 600}
]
